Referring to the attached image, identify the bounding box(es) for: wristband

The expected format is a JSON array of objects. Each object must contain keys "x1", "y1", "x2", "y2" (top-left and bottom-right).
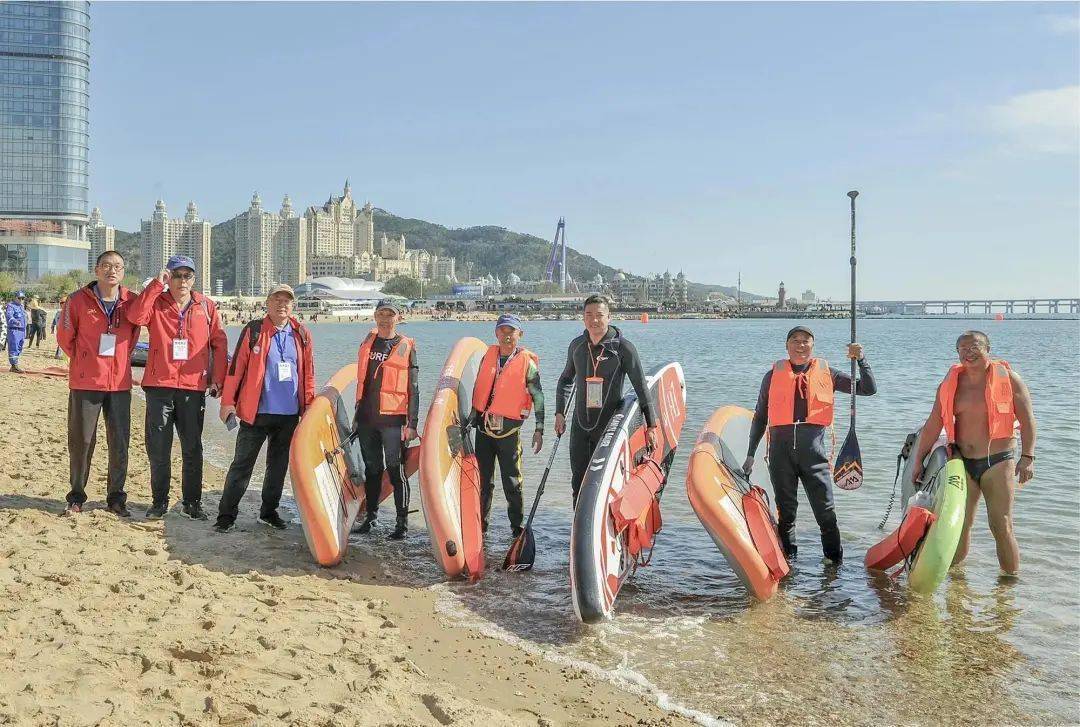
[{"x1": 1020, "y1": 454, "x2": 1035, "y2": 461}]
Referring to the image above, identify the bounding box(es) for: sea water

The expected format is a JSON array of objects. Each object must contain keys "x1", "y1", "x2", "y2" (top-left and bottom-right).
[{"x1": 213, "y1": 317, "x2": 1079, "y2": 725}]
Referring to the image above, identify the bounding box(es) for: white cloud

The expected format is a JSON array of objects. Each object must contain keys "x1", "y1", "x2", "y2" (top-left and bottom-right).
[
  {"x1": 988, "y1": 86, "x2": 1080, "y2": 154},
  {"x1": 1041, "y1": 13, "x2": 1080, "y2": 35}
]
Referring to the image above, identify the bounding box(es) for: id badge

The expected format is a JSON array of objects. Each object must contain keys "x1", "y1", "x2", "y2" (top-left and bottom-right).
[
  {"x1": 487, "y1": 413, "x2": 504, "y2": 433},
  {"x1": 277, "y1": 361, "x2": 292, "y2": 382},
  {"x1": 172, "y1": 338, "x2": 189, "y2": 361},
  {"x1": 585, "y1": 376, "x2": 604, "y2": 409},
  {"x1": 98, "y1": 333, "x2": 117, "y2": 357}
]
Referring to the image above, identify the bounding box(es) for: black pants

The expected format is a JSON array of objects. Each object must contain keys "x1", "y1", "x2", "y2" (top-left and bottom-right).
[
  {"x1": 144, "y1": 386, "x2": 206, "y2": 506},
  {"x1": 475, "y1": 427, "x2": 524, "y2": 532},
  {"x1": 217, "y1": 413, "x2": 298, "y2": 524},
  {"x1": 67, "y1": 389, "x2": 131, "y2": 507},
  {"x1": 569, "y1": 422, "x2": 607, "y2": 505},
  {"x1": 766, "y1": 424, "x2": 843, "y2": 561},
  {"x1": 356, "y1": 422, "x2": 407, "y2": 518}
]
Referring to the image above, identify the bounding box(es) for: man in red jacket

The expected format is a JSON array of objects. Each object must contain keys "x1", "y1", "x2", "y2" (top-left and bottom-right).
[
  {"x1": 126, "y1": 255, "x2": 228, "y2": 520},
  {"x1": 215, "y1": 284, "x2": 315, "y2": 532},
  {"x1": 56, "y1": 250, "x2": 140, "y2": 517}
]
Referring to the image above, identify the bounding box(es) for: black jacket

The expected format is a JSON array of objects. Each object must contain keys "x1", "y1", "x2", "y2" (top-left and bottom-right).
[{"x1": 555, "y1": 325, "x2": 655, "y2": 432}]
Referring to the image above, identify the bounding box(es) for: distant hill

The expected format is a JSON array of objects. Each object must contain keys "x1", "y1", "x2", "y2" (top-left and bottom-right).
[
  {"x1": 116, "y1": 210, "x2": 765, "y2": 299},
  {"x1": 371, "y1": 210, "x2": 618, "y2": 285}
]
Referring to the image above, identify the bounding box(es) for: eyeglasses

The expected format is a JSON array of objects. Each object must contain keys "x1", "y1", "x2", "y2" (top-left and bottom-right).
[
  {"x1": 171, "y1": 272, "x2": 195, "y2": 281},
  {"x1": 957, "y1": 343, "x2": 987, "y2": 353},
  {"x1": 98, "y1": 263, "x2": 124, "y2": 272}
]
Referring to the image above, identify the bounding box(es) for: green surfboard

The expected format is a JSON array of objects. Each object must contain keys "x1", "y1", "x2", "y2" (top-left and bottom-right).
[{"x1": 908, "y1": 458, "x2": 967, "y2": 594}]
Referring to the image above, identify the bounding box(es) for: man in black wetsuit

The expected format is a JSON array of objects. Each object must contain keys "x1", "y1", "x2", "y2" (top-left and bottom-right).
[
  {"x1": 743, "y1": 326, "x2": 877, "y2": 564},
  {"x1": 554, "y1": 294, "x2": 657, "y2": 504}
]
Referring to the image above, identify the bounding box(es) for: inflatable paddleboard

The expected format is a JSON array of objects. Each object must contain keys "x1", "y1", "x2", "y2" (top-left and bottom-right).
[
  {"x1": 570, "y1": 362, "x2": 686, "y2": 624},
  {"x1": 419, "y1": 337, "x2": 489, "y2": 581},
  {"x1": 686, "y1": 406, "x2": 790, "y2": 601},
  {"x1": 865, "y1": 428, "x2": 966, "y2": 594},
  {"x1": 289, "y1": 364, "x2": 419, "y2": 567}
]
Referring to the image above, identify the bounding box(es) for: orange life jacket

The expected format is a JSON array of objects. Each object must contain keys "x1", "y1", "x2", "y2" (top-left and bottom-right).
[
  {"x1": 355, "y1": 331, "x2": 414, "y2": 416},
  {"x1": 937, "y1": 360, "x2": 1015, "y2": 443},
  {"x1": 767, "y1": 358, "x2": 834, "y2": 426},
  {"x1": 471, "y1": 345, "x2": 537, "y2": 420}
]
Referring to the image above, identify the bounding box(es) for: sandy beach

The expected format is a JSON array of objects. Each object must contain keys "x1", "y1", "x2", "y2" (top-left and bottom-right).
[{"x1": 0, "y1": 345, "x2": 694, "y2": 727}]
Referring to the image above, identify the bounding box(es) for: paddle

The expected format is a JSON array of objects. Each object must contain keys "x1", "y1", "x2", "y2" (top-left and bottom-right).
[
  {"x1": 503, "y1": 430, "x2": 565, "y2": 572},
  {"x1": 834, "y1": 190, "x2": 864, "y2": 491},
  {"x1": 504, "y1": 384, "x2": 575, "y2": 572}
]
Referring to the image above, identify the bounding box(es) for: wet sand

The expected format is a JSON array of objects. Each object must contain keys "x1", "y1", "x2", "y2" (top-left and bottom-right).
[{"x1": 0, "y1": 346, "x2": 693, "y2": 726}]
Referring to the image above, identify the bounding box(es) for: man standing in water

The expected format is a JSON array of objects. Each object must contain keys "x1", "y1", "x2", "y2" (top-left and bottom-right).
[
  {"x1": 555, "y1": 294, "x2": 657, "y2": 504},
  {"x1": 912, "y1": 330, "x2": 1035, "y2": 576},
  {"x1": 471, "y1": 313, "x2": 544, "y2": 536},
  {"x1": 743, "y1": 326, "x2": 876, "y2": 564},
  {"x1": 351, "y1": 300, "x2": 419, "y2": 540}
]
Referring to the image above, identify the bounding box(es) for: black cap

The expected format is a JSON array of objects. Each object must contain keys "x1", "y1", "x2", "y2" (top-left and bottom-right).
[
  {"x1": 786, "y1": 325, "x2": 815, "y2": 340},
  {"x1": 375, "y1": 298, "x2": 402, "y2": 314}
]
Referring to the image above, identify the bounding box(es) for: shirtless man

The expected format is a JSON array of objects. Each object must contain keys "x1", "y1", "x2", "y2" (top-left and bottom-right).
[{"x1": 912, "y1": 330, "x2": 1035, "y2": 576}]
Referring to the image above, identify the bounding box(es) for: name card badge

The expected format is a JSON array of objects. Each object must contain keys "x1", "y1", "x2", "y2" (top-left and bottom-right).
[
  {"x1": 487, "y1": 413, "x2": 504, "y2": 433},
  {"x1": 585, "y1": 376, "x2": 604, "y2": 409},
  {"x1": 278, "y1": 361, "x2": 292, "y2": 382},
  {"x1": 172, "y1": 338, "x2": 189, "y2": 361},
  {"x1": 98, "y1": 333, "x2": 117, "y2": 357}
]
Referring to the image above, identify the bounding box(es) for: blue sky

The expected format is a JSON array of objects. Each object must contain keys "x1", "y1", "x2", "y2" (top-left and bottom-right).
[{"x1": 91, "y1": 2, "x2": 1078, "y2": 300}]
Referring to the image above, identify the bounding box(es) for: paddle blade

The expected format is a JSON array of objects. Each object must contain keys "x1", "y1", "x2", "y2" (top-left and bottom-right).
[
  {"x1": 503, "y1": 526, "x2": 536, "y2": 572},
  {"x1": 833, "y1": 428, "x2": 863, "y2": 490}
]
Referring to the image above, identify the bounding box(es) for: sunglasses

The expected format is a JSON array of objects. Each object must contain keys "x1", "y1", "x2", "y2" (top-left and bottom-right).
[{"x1": 171, "y1": 271, "x2": 195, "y2": 281}]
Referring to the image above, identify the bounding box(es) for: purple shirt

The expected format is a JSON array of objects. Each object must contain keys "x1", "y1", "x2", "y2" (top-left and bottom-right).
[{"x1": 258, "y1": 325, "x2": 300, "y2": 416}]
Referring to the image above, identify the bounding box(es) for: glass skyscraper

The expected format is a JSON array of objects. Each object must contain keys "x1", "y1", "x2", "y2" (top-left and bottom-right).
[{"x1": 0, "y1": 1, "x2": 91, "y2": 279}]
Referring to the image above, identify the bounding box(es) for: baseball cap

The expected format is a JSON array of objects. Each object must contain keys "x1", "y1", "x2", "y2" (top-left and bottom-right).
[
  {"x1": 166, "y1": 254, "x2": 196, "y2": 272},
  {"x1": 267, "y1": 283, "x2": 296, "y2": 299},
  {"x1": 495, "y1": 313, "x2": 523, "y2": 332},
  {"x1": 786, "y1": 325, "x2": 815, "y2": 340},
  {"x1": 15, "y1": 290, "x2": 25, "y2": 298},
  {"x1": 375, "y1": 299, "x2": 402, "y2": 313}
]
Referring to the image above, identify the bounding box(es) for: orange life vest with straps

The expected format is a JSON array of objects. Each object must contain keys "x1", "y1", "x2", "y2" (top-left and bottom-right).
[
  {"x1": 767, "y1": 358, "x2": 834, "y2": 427},
  {"x1": 937, "y1": 360, "x2": 1015, "y2": 443},
  {"x1": 355, "y1": 331, "x2": 414, "y2": 416},
  {"x1": 471, "y1": 345, "x2": 538, "y2": 420}
]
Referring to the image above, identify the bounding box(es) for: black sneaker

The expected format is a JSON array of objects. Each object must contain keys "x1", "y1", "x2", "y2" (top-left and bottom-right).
[
  {"x1": 352, "y1": 513, "x2": 377, "y2": 535},
  {"x1": 180, "y1": 501, "x2": 208, "y2": 521},
  {"x1": 213, "y1": 519, "x2": 235, "y2": 533},
  {"x1": 107, "y1": 501, "x2": 131, "y2": 518},
  {"x1": 257, "y1": 512, "x2": 289, "y2": 530},
  {"x1": 388, "y1": 515, "x2": 407, "y2": 540},
  {"x1": 145, "y1": 502, "x2": 168, "y2": 519}
]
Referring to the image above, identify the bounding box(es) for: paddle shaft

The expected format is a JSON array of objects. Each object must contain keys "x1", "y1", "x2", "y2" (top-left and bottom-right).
[
  {"x1": 520, "y1": 384, "x2": 576, "y2": 530},
  {"x1": 847, "y1": 190, "x2": 859, "y2": 427}
]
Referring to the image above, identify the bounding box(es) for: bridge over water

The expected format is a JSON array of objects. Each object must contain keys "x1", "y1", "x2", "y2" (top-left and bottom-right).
[{"x1": 844, "y1": 298, "x2": 1080, "y2": 315}]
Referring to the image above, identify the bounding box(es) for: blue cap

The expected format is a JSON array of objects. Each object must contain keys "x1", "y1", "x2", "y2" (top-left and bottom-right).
[
  {"x1": 166, "y1": 254, "x2": 196, "y2": 272},
  {"x1": 15, "y1": 290, "x2": 25, "y2": 298},
  {"x1": 495, "y1": 313, "x2": 523, "y2": 332}
]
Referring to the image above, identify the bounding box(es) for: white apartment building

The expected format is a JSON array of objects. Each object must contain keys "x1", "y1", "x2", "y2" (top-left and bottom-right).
[
  {"x1": 232, "y1": 192, "x2": 307, "y2": 296},
  {"x1": 86, "y1": 206, "x2": 114, "y2": 271},
  {"x1": 140, "y1": 200, "x2": 211, "y2": 292}
]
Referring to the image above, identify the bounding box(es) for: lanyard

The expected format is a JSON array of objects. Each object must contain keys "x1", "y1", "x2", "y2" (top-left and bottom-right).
[
  {"x1": 94, "y1": 285, "x2": 119, "y2": 331},
  {"x1": 273, "y1": 326, "x2": 290, "y2": 359},
  {"x1": 176, "y1": 299, "x2": 193, "y2": 337},
  {"x1": 496, "y1": 348, "x2": 518, "y2": 376},
  {"x1": 589, "y1": 340, "x2": 606, "y2": 377}
]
